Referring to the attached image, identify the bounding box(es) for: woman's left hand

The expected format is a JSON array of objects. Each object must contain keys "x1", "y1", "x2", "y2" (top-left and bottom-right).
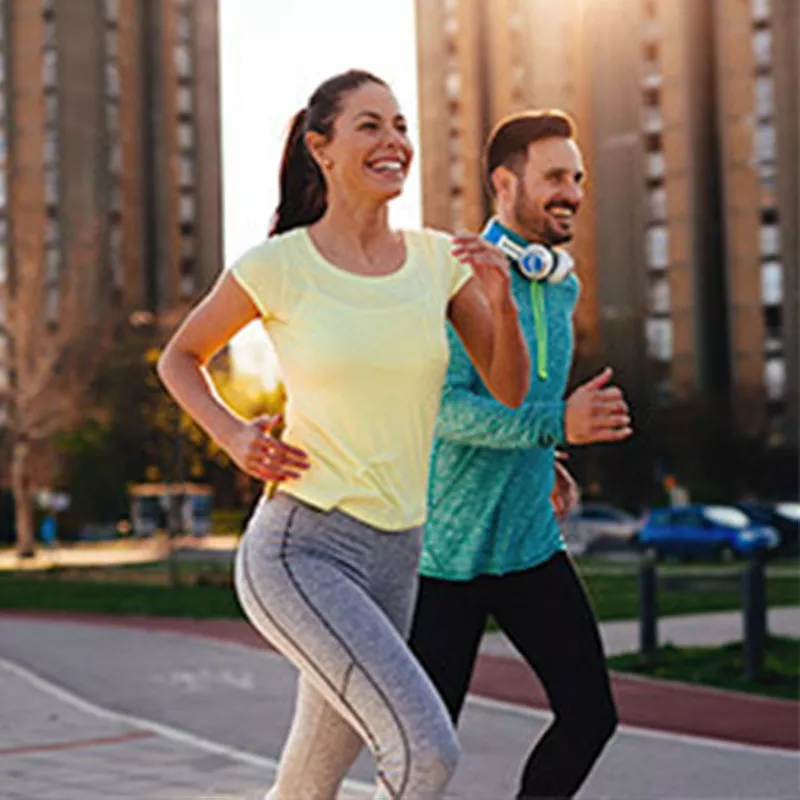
[{"x1": 452, "y1": 235, "x2": 513, "y2": 311}]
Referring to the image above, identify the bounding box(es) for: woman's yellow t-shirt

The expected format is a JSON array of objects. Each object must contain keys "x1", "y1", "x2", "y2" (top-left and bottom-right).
[{"x1": 230, "y1": 227, "x2": 472, "y2": 531}]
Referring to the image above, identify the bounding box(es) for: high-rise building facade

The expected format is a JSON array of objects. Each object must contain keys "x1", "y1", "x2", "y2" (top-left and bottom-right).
[
  {"x1": 584, "y1": 0, "x2": 728, "y2": 403},
  {"x1": 415, "y1": 0, "x2": 601, "y2": 362},
  {"x1": 0, "y1": 0, "x2": 222, "y2": 479},
  {"x1": 415, "y1": 0, "x2": 797, "y2": 448},
  {"x1": 714, "y1": 0, "x2": 798, "y2": 445}
]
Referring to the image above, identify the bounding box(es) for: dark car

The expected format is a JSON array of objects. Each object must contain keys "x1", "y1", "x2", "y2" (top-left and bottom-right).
[
  {"x1": 737, "y1": 502, "x2": 800, "y2": 556},
  {"x1": 639, "y1": 504, "x2": 780, "y2": 561}
]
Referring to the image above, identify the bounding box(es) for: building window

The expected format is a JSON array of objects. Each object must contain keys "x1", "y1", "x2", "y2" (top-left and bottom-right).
[
  {"x1": 650, "y1": 276, "x2": 671, "y2": 314},
  {"x1": 648, "y1": 186, "x2": 667, "y2": 221},
  {"x1": 646, "y1": 225, "x2": 669, "y2": 269},
  {"x1": 44, "y1": 130, "x2": 58, "y2": 164},
  {"x1": 761, "y1": 261, "x2": 783, "y2": 305},
  {"x1": 45, "y1": 284, "x2": 60, "y2": 326},
  {"x1": 45, "y1": 217, "x2": 59, "y2": 245},
  {"x1": 177, "y1": 86, "x2": 192, "y2": 115},
  {"x1": 764, "y1": 357, "x2": 785, "y2": 400},
  {"x1": 109, "y1": 182, "x2": 121, "y2": 212},
  {"x1": 43, "y1": 50, "x2": 58, "y2": 89},
  {"x1": 176, "y1": 14, "x2": 192, "y2": 41},
  {"x1": 179, "y1": 272, "x2": 196, "y2": 299},
  {"x1": 759, "y1": 170, "x2": 778, "y2": 207},
  {"x1": 646, "y1": 318, "x2": 673, "y2": 361},
  {"x1": 177, "y1": 122, "x2": 194, "y2": 150},
  {"x1": 179, "y1": 193, "x2": 195, "y2": 222},
  {"x1": 751, "y1": 0, "x2": 771, "y2": 23},
  {"x1": 106, "y1": 101, "x2": 119, "y2": 131},
  {"x1": 444, "y1": 71, "x2": 460, "y2": 101},
  {"x1": 752, "y1": 29, "x2": 772, "y2": 68},
  {"x1": 109, "y1": 140, "x2": 122, "y2": 173},
  {"x1": 642, "y1": 107, "x2": 663, "y2": 133},
  {"x1": 754, "y1": 121, "x2": 776, "y2": 163},
  {"x1": 104, "y1": 0, "x2": 119, "y2": 23},
  {"x1": 754, "y1": 76, "x2": 774, "y2": 119},
  {"x1": 44, "y1": 244, "x2": 61, "y2": 327},
  {"x1": 174, "y1": 44, "x2": 192, "y2": 79},
  {"x1": 44, "y1": 168, "x2": 58, "y2": 206},
  {"x1": 645, "y1": 153, "x2": 667, "y2": 183},
  {"x1": 178, "y1": 155, "x2": 194, "y2": 188},
  {"x1": 105, "y1": 28, "x2": 118, "y2": 59},
  {"x1": 759, "y1": 222, "x2": 780, "y2": 257},
  {"x1": 106, "y1": 63, "x2": 120, "y2": 98},
  {"x1": 45, "y1": 94, "x2": 58, "y2": 121},
  {"x1": 180, "y1": 234, "x2": 195, "y2": 259}
]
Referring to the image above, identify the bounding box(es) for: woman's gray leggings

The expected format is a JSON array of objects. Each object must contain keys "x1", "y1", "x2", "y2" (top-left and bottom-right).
[{"x1": 235, "y1": 494, "x2": 459, "y2": 799}]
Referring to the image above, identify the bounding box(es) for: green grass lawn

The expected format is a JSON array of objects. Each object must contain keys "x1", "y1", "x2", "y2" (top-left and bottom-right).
[
  {"x1": 0, "y1": 571, "x2": 242, "y2": 618},
  {"x1": 581, "y1": 571, "x2": 800, "y2": 621},
  {"x1": 607, "y1": 636, "x2": 800, "y2": 701},
  {"x1": 1, "y1": 560, "x2": 798, "y2": 622}
]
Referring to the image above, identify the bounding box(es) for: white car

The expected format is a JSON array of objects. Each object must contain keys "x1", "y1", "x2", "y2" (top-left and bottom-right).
[{"x1": 559, "y1": 503, "x2": 643, "y2": 555}]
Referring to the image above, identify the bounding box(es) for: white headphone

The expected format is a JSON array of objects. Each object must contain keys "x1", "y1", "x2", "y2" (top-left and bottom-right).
[
  {"x1": 501, "y1": 236, "x2": 575, "y2": 284},
  {"x1": 483, "y1": 219, "x2": 574, "y2": 284}
]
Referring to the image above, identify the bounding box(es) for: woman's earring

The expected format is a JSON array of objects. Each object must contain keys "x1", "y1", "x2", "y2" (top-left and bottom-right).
[{"x1": 322, "y1": 159, "x2": 333, "y2": 170}]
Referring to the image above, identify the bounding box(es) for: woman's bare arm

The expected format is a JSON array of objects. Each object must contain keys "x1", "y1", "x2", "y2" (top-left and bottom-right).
[{"x1": 448, "y1": 235, "x2": 530, "y2": 408}]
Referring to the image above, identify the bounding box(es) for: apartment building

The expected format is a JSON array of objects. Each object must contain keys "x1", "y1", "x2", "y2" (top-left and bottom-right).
[{"x1": 0, "y1": 0, "x2": 222, "y2": 480}]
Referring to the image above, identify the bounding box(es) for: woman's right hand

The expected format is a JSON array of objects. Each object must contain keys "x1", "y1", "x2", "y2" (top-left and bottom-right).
[{"x1": 223, "y1": 414, "x2": 311, "y2": 483}]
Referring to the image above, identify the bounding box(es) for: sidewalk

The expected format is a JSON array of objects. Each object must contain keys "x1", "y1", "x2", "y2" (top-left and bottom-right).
[
  {"x1": 0, "y1": 610, "x2": 797, "y2": 800},
  {"x1": 5, "y1": 607, "x2": 798, "y2": 752},
  {"x1": 480, "y1": 605, "x2": 800, "y2": 658},
  {"x1": 0, "y1": 656, "x2": 370, "y2": 800}
]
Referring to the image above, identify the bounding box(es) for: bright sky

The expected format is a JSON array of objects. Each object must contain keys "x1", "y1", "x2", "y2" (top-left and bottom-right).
[{"x1": 219, "y1": 0, "x2": 421, "y2": 384}]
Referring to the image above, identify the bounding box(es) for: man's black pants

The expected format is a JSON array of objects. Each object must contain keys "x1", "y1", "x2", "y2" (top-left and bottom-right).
[{"x1": 409, "y1": 552, "x2": 618, "y2": 799}]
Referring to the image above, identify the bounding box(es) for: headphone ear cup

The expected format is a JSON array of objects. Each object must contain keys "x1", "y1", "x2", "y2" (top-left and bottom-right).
[
  {"x1": 518, "y1": 244, "x2": 555, "y2": 281},
  {"x1": 548, "y1": 249, "x2": 575, "y2": 283}
]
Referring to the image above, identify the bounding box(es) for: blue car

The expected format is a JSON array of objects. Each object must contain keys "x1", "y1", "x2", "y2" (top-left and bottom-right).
[{"x1": 639, "y1": 504, "x2": 780, "y2": 561}]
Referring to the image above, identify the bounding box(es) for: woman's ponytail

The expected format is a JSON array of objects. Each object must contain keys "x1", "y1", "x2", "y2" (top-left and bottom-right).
[{"x1": 269, "y1": 108, "x2": 327, "y2": 236}]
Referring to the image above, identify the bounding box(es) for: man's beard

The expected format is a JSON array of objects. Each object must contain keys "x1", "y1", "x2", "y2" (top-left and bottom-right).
[{"x1": 513, "y1": 190, "x2": 575, "y2": 247}]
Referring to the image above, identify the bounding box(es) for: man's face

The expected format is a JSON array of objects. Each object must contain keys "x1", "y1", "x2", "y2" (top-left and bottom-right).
[{"x1": 508, "y1": 137, "x2": 585, "y2": 246}]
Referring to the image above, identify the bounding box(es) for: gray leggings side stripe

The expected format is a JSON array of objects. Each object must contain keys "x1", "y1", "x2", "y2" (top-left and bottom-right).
[{"x1": 239, "y1": 507, "x2": 411, "y2": 798}]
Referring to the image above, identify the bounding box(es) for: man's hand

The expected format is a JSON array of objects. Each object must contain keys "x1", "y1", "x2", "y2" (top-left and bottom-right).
[
  {"x1": 565, "y1": 367, "x2": 633, "y2": 445},
  {"x1": 551, "y1": 452, "x2": 579, "y2": 520}
]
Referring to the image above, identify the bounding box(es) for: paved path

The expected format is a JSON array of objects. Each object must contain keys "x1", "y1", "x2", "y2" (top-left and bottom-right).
[
  {"x1": 0, "y1": 655, "x2": 370, "y2": 800},
  {"x1": 481, "y1": 605, "x2": 800, "y2": 658},
  {"x1": 0, "y1": 613, "x2": 797, "y2": 799}
]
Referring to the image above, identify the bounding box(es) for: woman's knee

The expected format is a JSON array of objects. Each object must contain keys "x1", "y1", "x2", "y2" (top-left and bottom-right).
[{"x1": 405, "y1": 726, "x2": 460, "y2": 796}]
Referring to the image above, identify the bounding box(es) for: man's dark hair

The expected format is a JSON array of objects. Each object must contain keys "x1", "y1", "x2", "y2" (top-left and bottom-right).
[{"x1": 484, "y1": 110, "x2": 577, "y2": 195}]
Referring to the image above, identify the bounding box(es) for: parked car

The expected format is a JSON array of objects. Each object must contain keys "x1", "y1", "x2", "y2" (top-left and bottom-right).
[
  {"x1": 639, "y1": 504, "x2": 780, "y2": 561},
  {"x1": 559, "y1": 503, "x2": 642, "y2": 555},
  {"x1": 737, "y1": 502, "x2": 800, "y2": 556}
]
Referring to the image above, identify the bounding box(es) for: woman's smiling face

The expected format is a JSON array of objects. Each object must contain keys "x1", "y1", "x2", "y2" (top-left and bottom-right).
[{"x1": 308, "y1": 81, "x2": 414, "y2": 204}]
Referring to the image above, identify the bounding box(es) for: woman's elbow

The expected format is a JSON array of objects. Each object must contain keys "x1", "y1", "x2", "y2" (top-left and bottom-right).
[
  {"x1": 502, "y1": 385, "x2": 527, "y2": 409},
  {"x1": 156, "y1": 344, "x2": 180, "y2": 393},
  {"x1": 488, "y1": 379, "x2": 526, "y2": 409}
]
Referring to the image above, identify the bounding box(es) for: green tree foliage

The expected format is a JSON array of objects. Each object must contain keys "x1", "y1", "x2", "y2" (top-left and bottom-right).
[{"x1": 56, "y1": 331, "x2": 286, "y2": 532}]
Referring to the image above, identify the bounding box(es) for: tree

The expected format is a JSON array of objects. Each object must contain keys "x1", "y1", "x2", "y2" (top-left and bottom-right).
[
  {"x1": 55, "y1": 330, "x2": 286, "y2": 531},
  {"x1": 6, "y1": 306, "x2": 108, "y2": 557}
]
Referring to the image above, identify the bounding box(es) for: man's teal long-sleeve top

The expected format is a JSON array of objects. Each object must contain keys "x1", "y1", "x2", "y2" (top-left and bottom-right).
[{"x1": 421, "y1": 265, "x2": 580, "y2": 581}]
